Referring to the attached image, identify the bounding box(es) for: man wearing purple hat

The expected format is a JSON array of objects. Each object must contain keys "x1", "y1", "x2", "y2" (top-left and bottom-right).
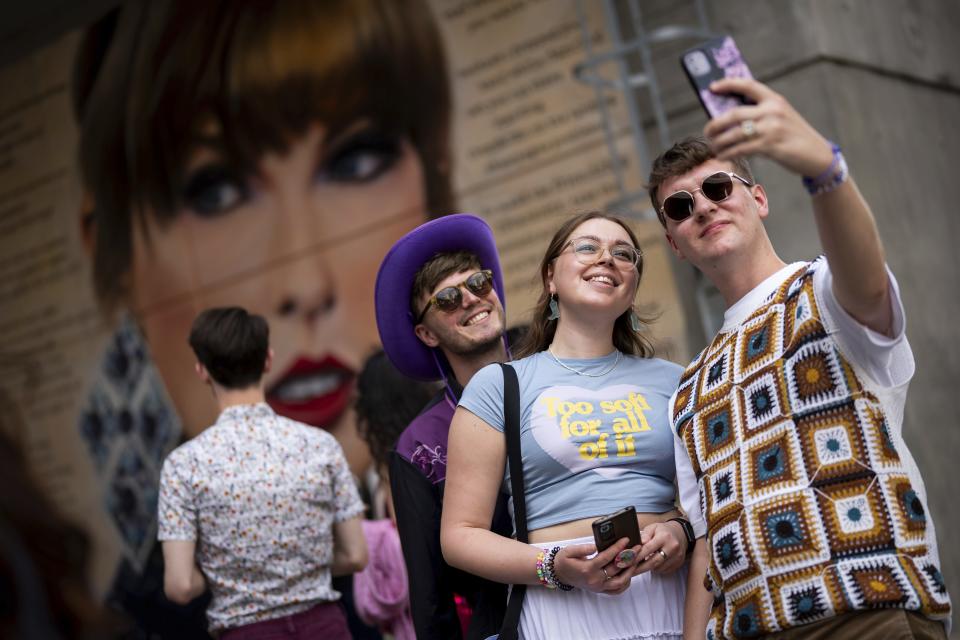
[{"x1": 374, "y1": 214, "x2": 512, "y2": 640}]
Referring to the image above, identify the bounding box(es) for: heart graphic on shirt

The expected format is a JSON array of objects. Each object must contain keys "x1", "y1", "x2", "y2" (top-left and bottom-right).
[{"x1": 530, "y1": 384, "x2": 651, "y2": 479}]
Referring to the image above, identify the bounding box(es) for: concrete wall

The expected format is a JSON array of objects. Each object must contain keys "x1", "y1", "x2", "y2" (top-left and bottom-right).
[{"x1": 646, "y1": 1, "x2": 960, "y2": 634}]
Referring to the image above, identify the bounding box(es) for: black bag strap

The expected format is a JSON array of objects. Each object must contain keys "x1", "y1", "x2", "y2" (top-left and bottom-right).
[{"x1": 498, "y1": 363, "x2": 526, "y2": 640}]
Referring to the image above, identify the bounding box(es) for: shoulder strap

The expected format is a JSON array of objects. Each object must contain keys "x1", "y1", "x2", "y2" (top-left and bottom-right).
[
  {"x1": 497, "y1": 363, "x2": 525, "y2": 640},
  {"x1": 500, "y1": 363, "x2": 527, "y2": 543}
]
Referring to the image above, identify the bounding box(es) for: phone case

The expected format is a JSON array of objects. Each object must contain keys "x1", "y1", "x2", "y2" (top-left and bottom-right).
[
  {"x1": 680, "y1": 35, "x2": 754, "y2": 119},
  {"x1": 592, "y1": 506, "x2": 641, "y2": 552}
]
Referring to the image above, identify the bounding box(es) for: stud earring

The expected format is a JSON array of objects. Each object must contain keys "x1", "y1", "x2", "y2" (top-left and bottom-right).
[{"x1": 547, "y1": 294, "x2": 560, "y2": 321}]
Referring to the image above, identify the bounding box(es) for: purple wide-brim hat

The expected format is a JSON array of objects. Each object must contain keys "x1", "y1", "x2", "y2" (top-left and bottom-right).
[{"x1": 375, "y1": 214, "x2": 505, "y2": 381}]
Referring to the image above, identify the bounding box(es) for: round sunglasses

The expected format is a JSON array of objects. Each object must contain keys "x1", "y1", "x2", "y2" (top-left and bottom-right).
[
  {"x1": 416, "y1": 269, "x2": 495, "y2": 323},
  {"x1": 659, "y1": 171, "x2": 753, "y2": 222}
]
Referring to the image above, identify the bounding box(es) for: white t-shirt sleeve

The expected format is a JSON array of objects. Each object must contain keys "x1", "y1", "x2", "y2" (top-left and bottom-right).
[
  {"x1": 814, "y1": 259, "x2": 914, "y2": 388},
  {"x1": 674, "y1": 431, "x2": 706, "y2": 538},
  {"x1": 669, "y1": 388, "x2": 707, "y2": 538}
]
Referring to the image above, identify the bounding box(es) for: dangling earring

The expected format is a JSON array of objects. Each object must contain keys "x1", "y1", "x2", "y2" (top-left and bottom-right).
[
  {"x1": 547, "y1": 294, "x2": 560, "y2": 321},
  {"x1": 629, "y1": 309, "x2": 641, "y2": 331}
]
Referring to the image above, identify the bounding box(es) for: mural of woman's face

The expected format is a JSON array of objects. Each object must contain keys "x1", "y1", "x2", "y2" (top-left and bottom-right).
[{"x1": 127, "y1": 121, "x2": 426, "y2": 474}]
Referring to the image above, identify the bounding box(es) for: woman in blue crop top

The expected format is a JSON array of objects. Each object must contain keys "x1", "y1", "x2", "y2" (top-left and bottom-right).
[{"x1": 441, "y1": 212, "x2": 692, "y2": 640}]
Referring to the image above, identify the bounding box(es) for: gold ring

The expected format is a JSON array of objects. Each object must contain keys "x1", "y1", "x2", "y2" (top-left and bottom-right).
[
  {"x1": 658, "y1": 549, "x2": 668, "y2": 561},
  {"x1": 741, "y1": 119, "x2": 757, "y2": 138}
]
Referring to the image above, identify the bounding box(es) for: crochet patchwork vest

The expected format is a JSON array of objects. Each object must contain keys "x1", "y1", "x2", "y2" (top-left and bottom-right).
[{"x1": 672, "y1": 261, "x2": 950, "y2": 639}]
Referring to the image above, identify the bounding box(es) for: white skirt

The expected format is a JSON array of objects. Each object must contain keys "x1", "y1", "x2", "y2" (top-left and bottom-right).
[{"x1": 519, "y1": 535, "x2": 686, "y2": 640}]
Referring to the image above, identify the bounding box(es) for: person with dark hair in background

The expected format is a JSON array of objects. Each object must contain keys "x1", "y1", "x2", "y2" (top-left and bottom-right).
[
  {"x1": 352, "y1": 350, "x2": 437, "y2": 640},
  {"x1": 354, "y1": 350, "x2": 438, "y2": 510},
  {"x1": 71, "y1": 0, "x2": 454, "y2": 633},
  {"x1": 373, "y1": 214, "x2": 513, "y2": 639},
  {"x1": 441, "y1": 212, "x2": 691, "y2": 640},
  {"x1": 158, "y1": 307, "x2": 367, "y2": 639},
  {"x1": 648, "y1": 77, "x2": 951, "y2": 638}
]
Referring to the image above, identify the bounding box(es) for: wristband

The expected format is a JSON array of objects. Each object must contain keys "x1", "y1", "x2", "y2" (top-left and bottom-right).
[
  {"x1": 802, "y1": 142, "x2": 848, "y2": 196},
  {"x1": 545, "y1": 546, "x2": 575, "y2": 591},
  {"x1": 667, "y1": 517, "x2": 696, "y2": 556}
]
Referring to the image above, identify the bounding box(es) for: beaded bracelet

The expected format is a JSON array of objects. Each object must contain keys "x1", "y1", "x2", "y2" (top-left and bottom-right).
[
  {"x1": 545, "y1": 546, "x2": 575, "y2": 591},
  {"x1": 535, "y1": 549, "x2": 554, "y2": 589},
  {"x1": 802, "y1": 142, "x2": 849, "y2": 196}
]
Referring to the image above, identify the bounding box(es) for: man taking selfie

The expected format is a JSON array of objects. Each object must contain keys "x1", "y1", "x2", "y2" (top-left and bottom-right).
[{"x1": 651, "y1": 77, "x2": 952, "y2": 638}]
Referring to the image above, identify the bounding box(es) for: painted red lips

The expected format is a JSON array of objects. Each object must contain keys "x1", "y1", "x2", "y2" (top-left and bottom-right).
[{"x1": 266, "y1": 355, "x2": 355, "y2": 429}]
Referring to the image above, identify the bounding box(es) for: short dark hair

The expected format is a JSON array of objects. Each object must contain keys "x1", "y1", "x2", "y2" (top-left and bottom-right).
[
  {"x1": 647, "y1": 136, "x2": 754, "y2": 226},
  {"x1": 188, "y1": 307, "x2": 269, "y2": 389},
  {"x1": 410, "y1": 251, "x2": 481, "y2": 317},
  {"x1": 354, "y1": 350, "x2": 436, "y2": 472}
]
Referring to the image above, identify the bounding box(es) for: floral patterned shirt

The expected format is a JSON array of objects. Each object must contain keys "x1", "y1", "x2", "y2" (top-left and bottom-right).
[{"x1": 158, "y1": 403, "x2": 364, "y2": 632}]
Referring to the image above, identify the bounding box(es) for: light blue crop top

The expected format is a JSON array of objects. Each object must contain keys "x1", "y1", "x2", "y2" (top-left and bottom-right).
[{"x1": 459, "y1": 350, "x2": 683, "y2": 531}]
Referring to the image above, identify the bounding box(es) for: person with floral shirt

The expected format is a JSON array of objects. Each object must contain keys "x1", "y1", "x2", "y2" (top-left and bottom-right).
[{"x1": 158, "y1": 307, "x2": 366, "y2": 638}]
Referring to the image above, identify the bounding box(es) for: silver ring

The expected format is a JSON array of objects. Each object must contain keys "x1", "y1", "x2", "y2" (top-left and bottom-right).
[
  {"x1": 602, "y1": 567, "x2": 611, "y2": 580},
  {"x1": 658, "y1": 549, "x2": 668, "y2": 561},
  {"x1": 741, "y1": 119, "x2": 757, "y2": 138}
]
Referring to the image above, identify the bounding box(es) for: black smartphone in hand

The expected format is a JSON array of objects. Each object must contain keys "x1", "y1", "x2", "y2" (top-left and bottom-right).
[
  {"x1": 681, "y1": 35, "x2": 754, "y2": 119},
  {"x1": 592, "y1": 506, "x2": 641, "y2": 552}
]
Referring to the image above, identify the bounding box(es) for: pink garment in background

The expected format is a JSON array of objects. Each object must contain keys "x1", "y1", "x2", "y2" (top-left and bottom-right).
[
  {"x1": 353, "y1": 519, "x2": 415, "y2": 640},
  {"x1": 454, "y1": 593, "x2": 472, "y2": 637}
]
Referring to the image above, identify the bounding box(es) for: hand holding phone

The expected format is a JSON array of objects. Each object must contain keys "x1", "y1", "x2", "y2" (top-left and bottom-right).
[
  {"x1": 592, "y1": 506, "x2": 641, "y2": 552},
  {"x1": 681, "y1": 35, "x2": 754, "y2": 119}
]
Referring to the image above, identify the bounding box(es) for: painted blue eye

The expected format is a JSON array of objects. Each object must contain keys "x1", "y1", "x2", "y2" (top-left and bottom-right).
[
  {"x1": 321, "y1": 129, "x2": 401, "y2": 183},
  {"x1": 181, "y1": 165, "x2": 249, "y2": 217}
]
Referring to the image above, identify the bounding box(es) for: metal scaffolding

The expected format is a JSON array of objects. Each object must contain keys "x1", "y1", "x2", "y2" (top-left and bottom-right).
[{"x1": 572, "y1": 0, "x2": 724, "y2": 338}]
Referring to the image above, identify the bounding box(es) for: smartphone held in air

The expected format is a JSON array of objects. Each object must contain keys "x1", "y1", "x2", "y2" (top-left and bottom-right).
[
  {"x1": 681, "y1": 35, "x2": 754, "y2": 119},
  {"x1": 592, "y1": 506, "x2": 641, "y2": 552}
]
